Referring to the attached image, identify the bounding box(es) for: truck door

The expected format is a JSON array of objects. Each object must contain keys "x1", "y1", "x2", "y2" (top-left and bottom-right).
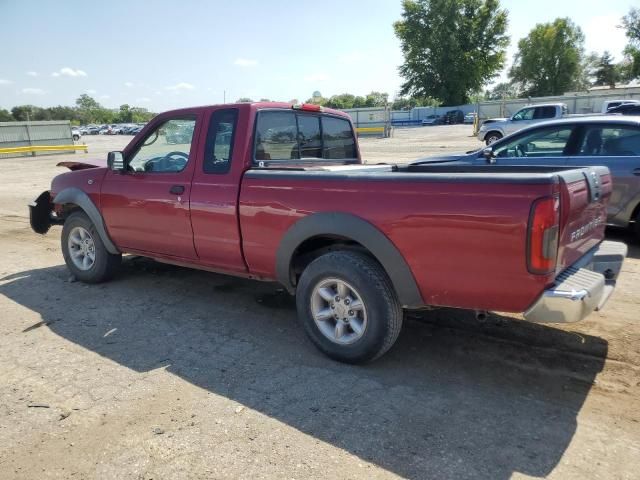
[
  {"x1": 565, "y1": 124, "x2": 640, "y2": 221},
  {"x1": 476, "y1": 124, "x2": 575, "y2": 166},
  {"x1": 189, "y1": 107, "x2": 248, "y2": 272},
  {"x1": 100, "y1": 115, "x2": 199, "y2": 259}
]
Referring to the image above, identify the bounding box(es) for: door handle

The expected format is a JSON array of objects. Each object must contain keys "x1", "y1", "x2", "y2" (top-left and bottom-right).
[
  {"x1": 169, "y1": 185, "x2": 185, "y2": 195},
  {"x1": 633, "y1": 168, "x2": 640, "y2": 176}
]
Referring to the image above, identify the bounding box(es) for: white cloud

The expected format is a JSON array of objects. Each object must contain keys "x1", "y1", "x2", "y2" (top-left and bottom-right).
[
  {"x1": 304, "y1": 73, "x2": 330, "y2": 82},
  {"x1": 26, "y1": 71, "x2": 38, "y2": 77},
  {"x1": 0, "y1": 79, "x2": 12, "y2": 85},
  {"x1": 124, "y1": 81, "x2": 134, "y2": 87},
  {"x1": 165, "y1": 82, "x2": 195, "y2": 91},
  {"x1": 21, "y1": 88, "x2": 45, "y2": 95},
  {"x1": 100, "y1": 94, "x2": 110, "y2": 100},
  {"x1": 86, "y1": 89, "x2": 97, "y2": 94},
  {"x1": 52, "y1": 67, "x2": 87, "y2": 77},
  {"x1": 136, "y1": 97, "x2": 151, "y2": 103},
  {"x1": 234, "y1": 58, "x2": 258, "y2": 67}
]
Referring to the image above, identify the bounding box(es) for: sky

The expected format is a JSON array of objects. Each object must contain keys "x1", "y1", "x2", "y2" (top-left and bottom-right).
[{"x1": 0, "y1": 0, "x2": 635, "y2": 112}]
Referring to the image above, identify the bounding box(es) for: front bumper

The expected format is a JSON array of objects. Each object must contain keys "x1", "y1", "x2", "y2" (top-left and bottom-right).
[{"x1": 524, "y1": 241, "x2": 627, "y2": 323}]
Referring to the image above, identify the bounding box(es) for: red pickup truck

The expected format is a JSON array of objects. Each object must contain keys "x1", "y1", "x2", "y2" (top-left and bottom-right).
[{"x1": 30, "y1": 102, "x2": 627, "y2": 363}]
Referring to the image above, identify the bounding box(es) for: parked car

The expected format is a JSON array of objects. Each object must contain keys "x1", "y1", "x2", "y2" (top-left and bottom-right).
[
  {"x1": 421, "y1": 114, "x2": 443, "y2": 126},
  {"x1": 606, "y1": 104, "x2": 640, "y2": 115},
  {"x1": 464, "y1": 112, "x2": 477, "y2": 124},
  {"x1": 29, "y1": 102, "x2": 625, "y2": 364},
  {"x1": 78, "y1": 126, "x2": 89, "y2": 135},
  {"x1": 71, "y1": 128, "x2": 81, "y2": 141},
  {"x1": 478, "y1": 103, "x2": 569, "y2": 145},
  {"x1": 443, "y1": 110, "x2": 464, "y2": 124},
  {"x1": 419, "y1": 116, "x2": 640, "y2": 239},
  {"x1": 601, "y1": 99, "x2": 640, "y2": 113},
  {"x1": 87, "y1": 126, "x2": 100, "y2": 135}
]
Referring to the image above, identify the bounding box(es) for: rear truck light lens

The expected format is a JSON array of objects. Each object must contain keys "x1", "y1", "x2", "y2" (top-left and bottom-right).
[
  {"x1": 528, "y1": 196, "x2": 560, "y2": 275},
  {"x1": 292, "y1": 103, "x2": 323, "y2": 112}
]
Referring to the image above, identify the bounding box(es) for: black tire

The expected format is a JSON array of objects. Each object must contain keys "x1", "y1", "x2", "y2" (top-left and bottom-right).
[
  {"x1": 61, "y1": 211, "x2": 121, "y2": 283},
  {"x1": 295, "y1": 251, "x2": 403, "y2": 364},
  {"x1": 634, "y1": 210, "x2": 640, "y2": 241},
  {"x1": 485, "y1": 132, "x2": 502, "y2": 145},
  {"x1": 72, "y1": 134, "x2": 80, "y2": 141}
]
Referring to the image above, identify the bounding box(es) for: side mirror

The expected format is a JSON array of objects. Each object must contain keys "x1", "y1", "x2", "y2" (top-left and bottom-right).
[
  {"x1": 107, "y1": 151, "x2": 125, "y2": 172},
  {"x1": 482, "y1": 147, "x2": 496, "y2": 164}
]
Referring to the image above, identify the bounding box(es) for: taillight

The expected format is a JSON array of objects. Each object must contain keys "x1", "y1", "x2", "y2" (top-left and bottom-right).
[
  {"x1": 527, "y1": 196, "x2": 560, "y2": 274},
  {"x1": 292, "y1": 103, "x2": 323, "y2": 112}
]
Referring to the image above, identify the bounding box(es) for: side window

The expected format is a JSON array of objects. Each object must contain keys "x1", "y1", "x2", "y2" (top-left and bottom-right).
[
  {"x1": 128, "y1": 117, "x2": 196, "y2": 173},
  {"x1": 322, "y1": 116, "x2": 357, "y2": 159},
  {"x1": 579, "y1": 126, "x2": 640, "y2": 156},
  {"x1": 494, "y1": 127, "x2": 574, "y2": 158},
  {"x1": 535, "y1": 106, "x2": 557, "y2": 119},
  {"x1": 255, "y1": 111, "x2": 298, "y2": 161},
  {"x1": 297, "y1": 115, "x2": 322, "y2": 158},
  {"x1": 204, "y1": 108, "x2": 238, "y2": 173},
  {"x1": 512, "y1": 108, "x2": 534, "y2": 121}
]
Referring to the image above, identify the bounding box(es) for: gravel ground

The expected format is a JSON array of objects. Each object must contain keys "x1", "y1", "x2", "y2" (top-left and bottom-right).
[{"x1": 1, "y1": 126, "x2": 639, "y2": 479}]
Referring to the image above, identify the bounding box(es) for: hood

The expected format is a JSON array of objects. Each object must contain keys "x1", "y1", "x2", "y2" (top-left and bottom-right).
[
  {"x1": 410, "y1": 152, "x2": 477, "y2": 164},
  {"x1": 481, "y1": 117, "x2": 508, "y2": 125},
  {"x1": 57, "y1": 158, "x2": 107, "y2": 171}
]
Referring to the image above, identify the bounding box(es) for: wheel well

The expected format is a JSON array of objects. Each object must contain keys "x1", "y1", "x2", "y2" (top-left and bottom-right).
[
  {"x1": 485, "y1": 130, "x2": 502, "y2": 139},
  {"x1": 289, "y1": 235, "x2": 378, "y2": 286},
  {"x1": 58, "y1": 203, "x2": 82, "y2": 220}
]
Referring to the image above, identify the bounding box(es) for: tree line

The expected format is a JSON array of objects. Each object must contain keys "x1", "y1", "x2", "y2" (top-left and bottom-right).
[
  {"x1": 0, "y1": 94, "x2": 155, "y2": 124},
  {"x1": 394, "y1": 1, "x2": 640, "y2": 105}
]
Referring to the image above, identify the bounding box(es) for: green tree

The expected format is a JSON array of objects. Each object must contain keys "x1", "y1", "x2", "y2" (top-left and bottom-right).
[
  {"x1": 509, "y1": 18, "x2": 585, "y2": 96},
  {"x1": 236, "y1": 97, "x2": 253, "y2": 103},
  {"x1": 11, "y1": 105, "x2": 38, "y2": 121},
  {"x1": 117, "y1": 104, "x2": 133, "y2": 123},
  {"x1": 0, "y1": 109, "x2": 13, "y2": 121},
  {"x1": 364, "y1": 91, "x2": 389, "y2": 107},
  {"x1": 484, "y1": 82, "x2": 518, "y2": 100},
  {"x1": 394, "y1": 0, "x2": 509, "y2": 106},
  {"x1": 621, "y1": 7, "x2": 640, "y2": 81},
  {"x1": 592, "y1": 51, "x2": 619, "y2": 88}
]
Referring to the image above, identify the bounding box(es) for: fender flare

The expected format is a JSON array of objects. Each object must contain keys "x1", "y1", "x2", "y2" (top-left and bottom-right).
[
  {"x1": 53, "y1": 187, "x2": 120, "y2": 254},
  {"x1": 275, "y1": 212, "x2": 423, "y2": 308}
]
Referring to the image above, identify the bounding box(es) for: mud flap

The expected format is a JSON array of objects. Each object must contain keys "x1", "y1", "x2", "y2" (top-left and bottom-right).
[{"x1": 28, "y1": 191, "x2": 53, "y2": 234}]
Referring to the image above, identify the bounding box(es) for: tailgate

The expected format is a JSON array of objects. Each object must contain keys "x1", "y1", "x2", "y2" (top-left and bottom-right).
[{"x1": 555, "y1": 166, "x2": 611, "y2": 273}]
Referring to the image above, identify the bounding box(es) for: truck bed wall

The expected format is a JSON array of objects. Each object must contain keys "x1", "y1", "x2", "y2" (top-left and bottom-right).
[{"x1": 239, "y1": 172, "x2": 558, "y2": 312}]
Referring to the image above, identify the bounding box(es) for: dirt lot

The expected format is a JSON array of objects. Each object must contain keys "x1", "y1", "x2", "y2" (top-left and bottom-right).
[{"x1": 1, "y1": 126, "x2": 639, "y2": 479}]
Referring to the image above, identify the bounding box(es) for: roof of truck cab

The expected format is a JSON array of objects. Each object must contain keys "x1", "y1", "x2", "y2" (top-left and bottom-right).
[{"x1": 155, "y1": 102, "x2": 351, "y2": 120}]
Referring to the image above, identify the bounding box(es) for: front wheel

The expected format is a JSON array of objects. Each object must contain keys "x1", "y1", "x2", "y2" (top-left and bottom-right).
[
  {"x1": 485, "y1": 132, "x2": 502, "y2": 145},
  {"x1": 61, "y1": 211, "x2": 121, "y2": 283},
  {"x1": 296, "y1": 251, "x2": 403, "y2": 364}
]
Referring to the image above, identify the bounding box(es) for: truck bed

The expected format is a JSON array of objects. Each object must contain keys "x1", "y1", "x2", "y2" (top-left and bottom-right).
[{"x1": 239, "y1": 164, "x2": 611, "y2": 312}]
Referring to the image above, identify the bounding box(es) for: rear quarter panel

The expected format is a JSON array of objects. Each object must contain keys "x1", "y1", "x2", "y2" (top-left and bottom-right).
[{"x1": 239, "y1": 174, "x2": 557, "y2": 312}]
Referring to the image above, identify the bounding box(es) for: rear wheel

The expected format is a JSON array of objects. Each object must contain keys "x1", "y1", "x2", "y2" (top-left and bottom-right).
[
  {"x1": 296, "y1": 251, "x2": 403, "y2": 364},
  {"x1": 61, "y1": 211, "x2": 121, "y2": 283},
  {"x1": 485, "y1": 132, "x2": 502, "y2": 145},
  {"x1": 72, "y1": 134, "x2": 80, "y2": 141}
]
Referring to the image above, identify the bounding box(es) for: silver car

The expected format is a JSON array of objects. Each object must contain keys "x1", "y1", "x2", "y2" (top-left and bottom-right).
[{"x1": 441, "y1": 116, "x2": 640, "y2": 238}]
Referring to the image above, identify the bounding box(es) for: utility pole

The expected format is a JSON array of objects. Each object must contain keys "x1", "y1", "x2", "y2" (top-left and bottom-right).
[{"x1": 223, "y1": 90, "x2": 226, "y2": 104}]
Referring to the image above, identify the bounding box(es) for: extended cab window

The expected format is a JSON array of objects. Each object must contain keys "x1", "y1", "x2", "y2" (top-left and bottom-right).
[
  {"x1": 494, "y1": 126, "x2": 573, "y2": 158},
  {"x1": 204, "y1": 108, "x2": 238, "y2": 173},
  {"x1": 578, "y1": 126, "x2": 640, "y2": 156},
  {"x1": 254, "y1": 110, "x2": 356, "y2": 162},
  {"x1": 323, "y1": 116, "x2": 357, "y2": 159},
  {"x1": 534, "y1": 106, "x2": 557, "y2": 119},
  {"x1": 128, "y1": 117, "x2": 196, "y2": 173}
]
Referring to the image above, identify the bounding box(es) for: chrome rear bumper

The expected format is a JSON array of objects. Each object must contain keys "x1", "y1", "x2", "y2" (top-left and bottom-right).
[{"x1": 524, "y1": 241, "x2": 627, "y2": 323}]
